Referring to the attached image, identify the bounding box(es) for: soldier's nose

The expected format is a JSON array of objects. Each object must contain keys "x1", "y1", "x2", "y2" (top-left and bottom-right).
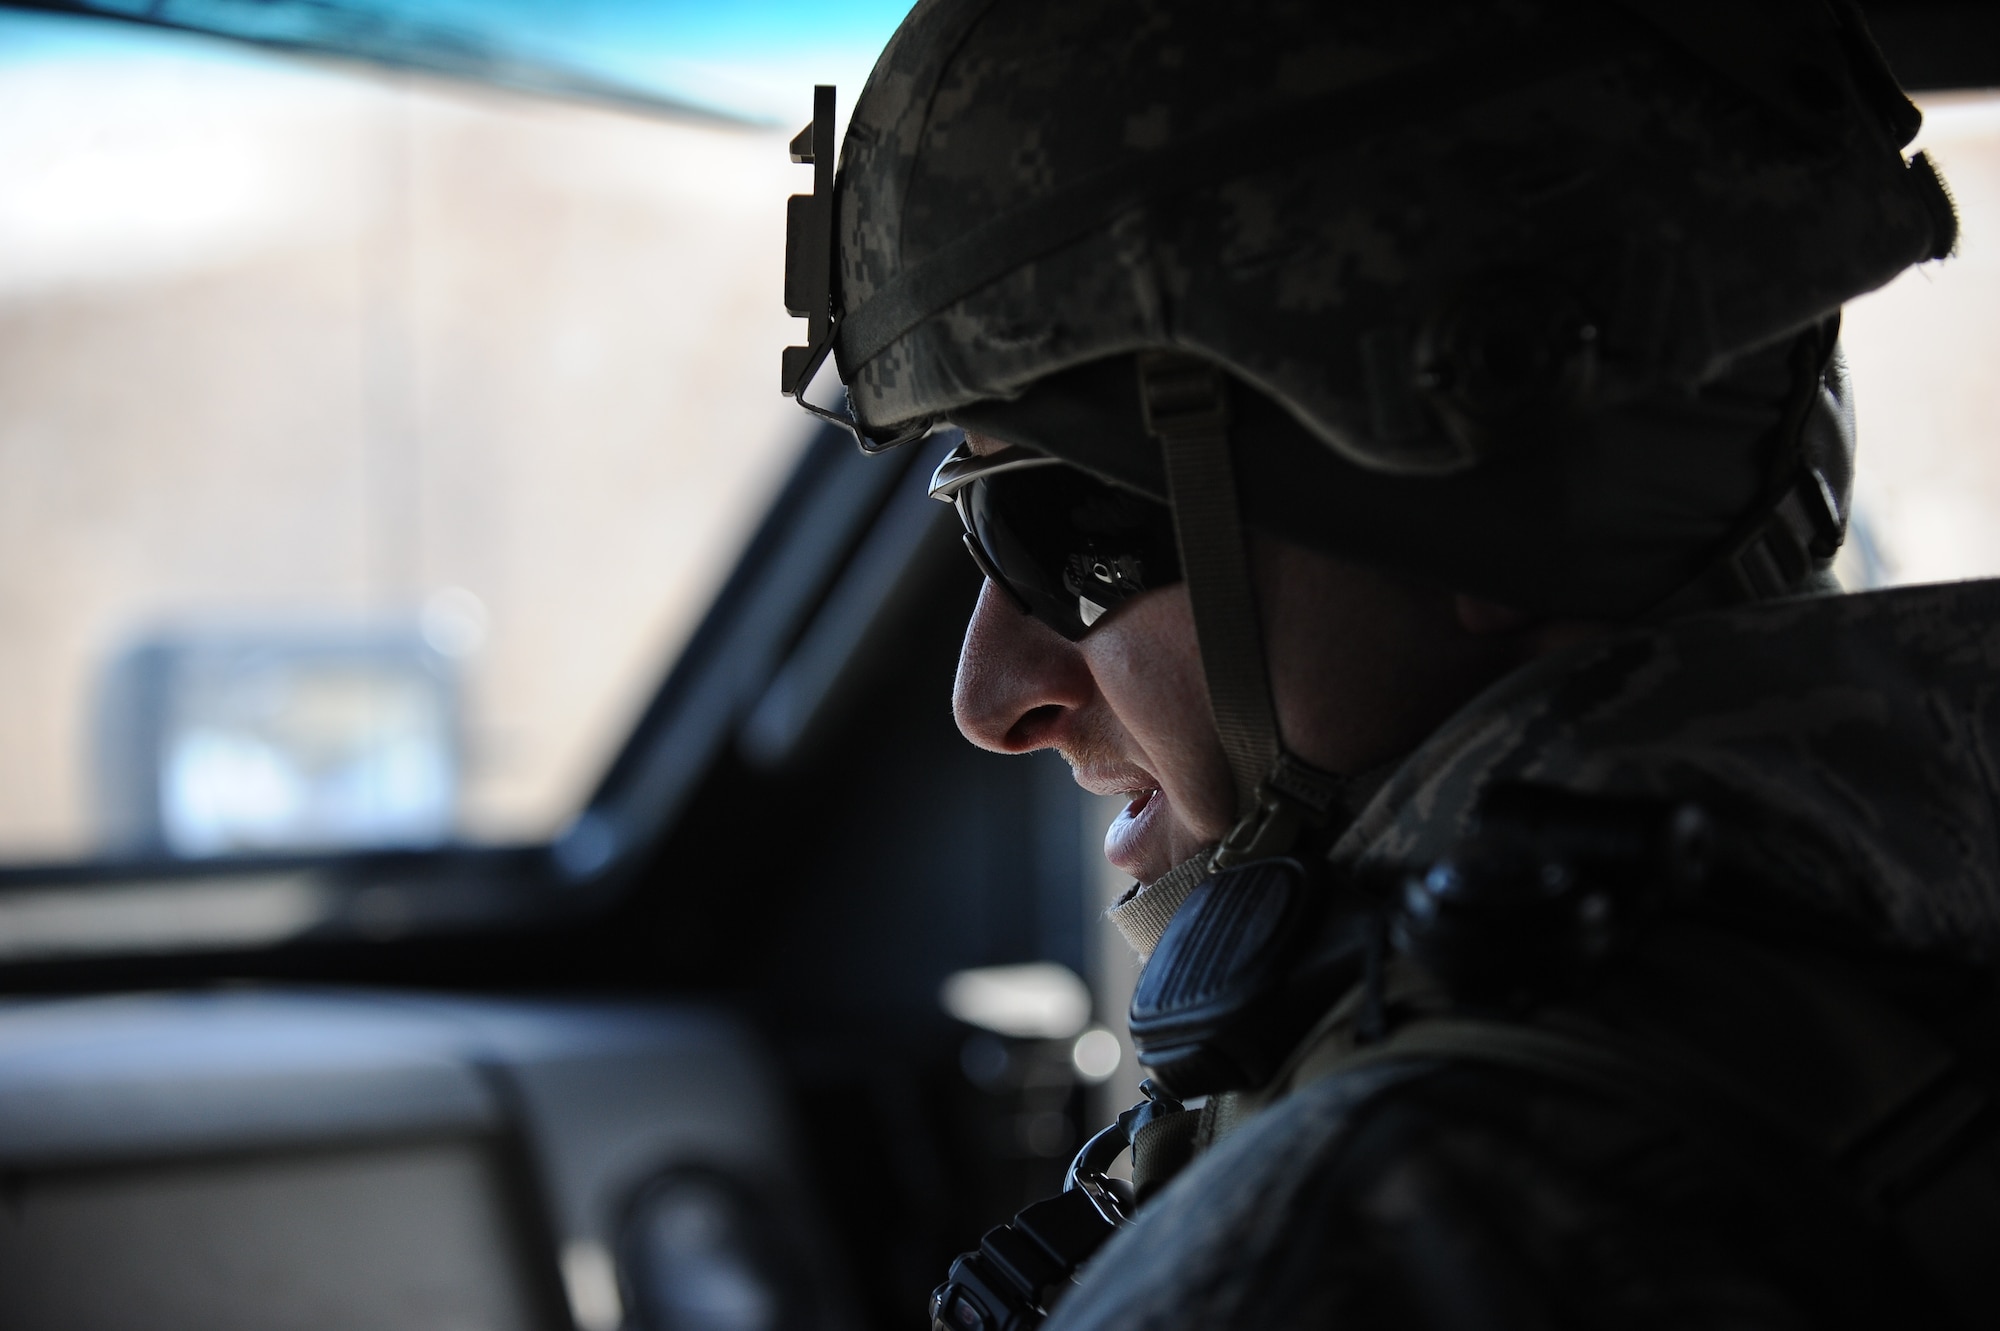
[{"x1": 953, "y1": 579, "x2": 1094, "y2": 754}]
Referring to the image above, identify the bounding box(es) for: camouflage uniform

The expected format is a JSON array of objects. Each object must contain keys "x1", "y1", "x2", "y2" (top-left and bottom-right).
[
  {"x1": 1050, "y1": 579, "x2": 2000, "y2": 1329},
  {"x1": 786, "y1": 1, "x2": 1998, "y2": 1324}
]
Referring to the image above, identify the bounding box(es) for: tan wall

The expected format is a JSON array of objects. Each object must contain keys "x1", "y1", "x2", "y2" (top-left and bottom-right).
[{"x1": 1840, "y1": 93, "x2": 2000, "y2": 586}]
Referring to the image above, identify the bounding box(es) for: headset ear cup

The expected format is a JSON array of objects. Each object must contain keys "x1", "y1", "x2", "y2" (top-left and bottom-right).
[{"x1": 1413, "y1": 274, "x2": 1600, "y2": 460}]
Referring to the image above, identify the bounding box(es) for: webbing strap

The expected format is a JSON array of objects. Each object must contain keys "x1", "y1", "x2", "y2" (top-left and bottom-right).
[
  {"x1": 1139, "y1": 353, "x2": 1348, "y2": 868},
  {"x1": 1106, "y1": 851, "x2": 1212, "y2": 959},
  {"x1": 1647, "y1": 322, "x2": 1845, "y2": 619},
  {"x1": 1141, "y1": 354, "x2": 1277, "y2": 820}
]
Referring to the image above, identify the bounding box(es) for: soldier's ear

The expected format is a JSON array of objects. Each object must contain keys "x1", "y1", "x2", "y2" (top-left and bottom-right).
[{"x1": 1453, "y1": 594, "x2": 1532, "y2": 636}]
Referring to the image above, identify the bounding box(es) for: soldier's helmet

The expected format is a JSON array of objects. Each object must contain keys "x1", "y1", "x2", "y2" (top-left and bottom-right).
[{"x1": 784, "y1": 0, "x2": 1956, "y2": 619}]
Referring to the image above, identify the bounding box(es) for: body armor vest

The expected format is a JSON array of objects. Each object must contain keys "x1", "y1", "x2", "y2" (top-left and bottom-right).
[{"x1": 931, "y1": 786, "x2": 2000, "y2": 1330}]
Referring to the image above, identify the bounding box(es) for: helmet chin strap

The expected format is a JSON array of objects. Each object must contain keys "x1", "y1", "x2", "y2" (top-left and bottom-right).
[
  {"x1": 1137, "y1": 353, "x2": 1350, "y2": 873},
  {"x1": 1105, "y1": 852, "x2": 1215, "y2": 959}
]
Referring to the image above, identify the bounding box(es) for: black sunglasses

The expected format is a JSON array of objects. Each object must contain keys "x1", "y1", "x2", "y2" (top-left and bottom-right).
[{"x1": 929, "y1": 441, "x2": 1183, "y2": 640}]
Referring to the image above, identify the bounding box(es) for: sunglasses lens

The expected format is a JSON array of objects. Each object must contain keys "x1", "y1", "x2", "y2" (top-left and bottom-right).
[{"x1": 964, "y1": 467, "x2": 1181, "y2": 639}]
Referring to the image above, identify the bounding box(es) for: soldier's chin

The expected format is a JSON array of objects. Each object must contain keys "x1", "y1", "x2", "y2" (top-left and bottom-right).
[{"x1": 1104, "y1": 787, "x2": 1169, "y2": 882}]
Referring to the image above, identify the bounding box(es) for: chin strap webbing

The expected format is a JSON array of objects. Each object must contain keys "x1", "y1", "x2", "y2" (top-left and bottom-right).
[
  {"x1": 1647, "y1": 319, "x2": 1848, "y2": 619},
  {"x1": 1139, "y1": 352, "x2": 1345, "y2": 869},
  {"x1": 1106, "y1": 851, "x2": 1214, "y2": 959}
]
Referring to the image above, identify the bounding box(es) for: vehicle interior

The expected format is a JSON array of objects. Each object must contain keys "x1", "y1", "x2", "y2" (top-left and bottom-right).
[{"x1": 0, "y1": 3, "x2": 1994, "y2": 1329}]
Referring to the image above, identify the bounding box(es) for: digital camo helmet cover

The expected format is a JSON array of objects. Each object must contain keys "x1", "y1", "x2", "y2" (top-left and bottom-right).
[{"x1": 820, "y1": 0, "x2": 1952, "y2": 478}]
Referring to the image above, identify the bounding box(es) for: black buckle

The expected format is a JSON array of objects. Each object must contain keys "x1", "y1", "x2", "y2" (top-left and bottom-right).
[
  {"x1": 928, "y1": 1084, "x2": 1183, "y2": 1330},
  {"x1": 1212, "y1": 790, "x2": 1307, "y2": 869},
  {"x1": 1137, "y1": 352, "x2": 1229, "y2": 438},
  {"x1": 1212, "y1": 750, "x2": 1344, "y2": 870},
  {"x1": 926, "y1": 1172, "x2": 1122, "y2": 1331},
  {"x1": 1062, "y1": 1118, "x2": 1138, "y2": 1230}
]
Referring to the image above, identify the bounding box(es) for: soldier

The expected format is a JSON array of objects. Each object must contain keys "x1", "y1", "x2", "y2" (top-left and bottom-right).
[{"x1": 782, "y1": 0, "x2": 2000, "y2": 1326}]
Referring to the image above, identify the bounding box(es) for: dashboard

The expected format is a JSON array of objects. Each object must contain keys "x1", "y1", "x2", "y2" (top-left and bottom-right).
[{"x1": 0, "y1": 989, "x2": 829, "y2": 1331}]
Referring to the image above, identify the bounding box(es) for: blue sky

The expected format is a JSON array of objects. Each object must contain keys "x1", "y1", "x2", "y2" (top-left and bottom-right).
[{"x1": 0, "y1": 1, "x2": 919, "y2": 122}]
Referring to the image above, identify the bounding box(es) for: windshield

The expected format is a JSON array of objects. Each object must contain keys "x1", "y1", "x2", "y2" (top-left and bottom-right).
[{"x1": 0, "y1": 11, "x2": 824, "y2": 861}]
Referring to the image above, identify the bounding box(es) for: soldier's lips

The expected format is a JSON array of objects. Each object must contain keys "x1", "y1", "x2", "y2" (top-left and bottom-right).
[{"x1": 1103, "y1": 787, "x2": 1163, "y2": 878}]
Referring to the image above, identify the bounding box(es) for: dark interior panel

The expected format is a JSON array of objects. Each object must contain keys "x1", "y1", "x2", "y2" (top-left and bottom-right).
[{"x1": 0, "y1": 1139, "x2": 564, "y2": 1331}]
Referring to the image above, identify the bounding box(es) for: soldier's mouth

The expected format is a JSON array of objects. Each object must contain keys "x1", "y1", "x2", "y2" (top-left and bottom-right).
[{"x1": 1103, "y1": 786, "x2": 1164, "y2": 879}]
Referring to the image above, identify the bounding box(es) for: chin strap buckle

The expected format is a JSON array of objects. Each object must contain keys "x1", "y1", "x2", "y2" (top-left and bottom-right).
[
  {"x1": 1213, "y1": 790, "x2": 1307, "y2": 870},
  {"x1": 1212, "y1": 748, "x2": 1348, "y2": 871}
]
